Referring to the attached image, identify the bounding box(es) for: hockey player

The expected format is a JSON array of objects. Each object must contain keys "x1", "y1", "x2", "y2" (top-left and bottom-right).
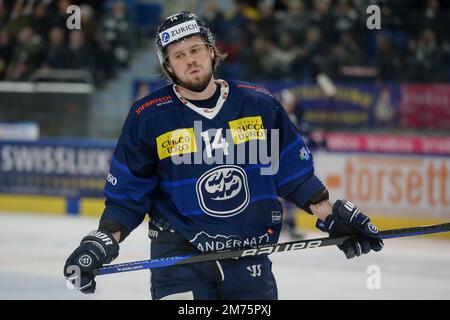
[{"x1": 64, "y1": 11, "x2": 383, "y2": 299}]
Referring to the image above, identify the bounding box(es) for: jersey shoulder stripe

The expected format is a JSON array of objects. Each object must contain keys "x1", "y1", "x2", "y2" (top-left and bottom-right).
[{"x1": 227, "y1": 79, "x2": 281, "y2": 110}]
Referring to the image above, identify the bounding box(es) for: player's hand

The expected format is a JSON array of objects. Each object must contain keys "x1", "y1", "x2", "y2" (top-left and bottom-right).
[
  {"x1": 316, "y1": 200, "x2": 384, "y2": 259},
  {"x1": 63, "y1": 230, "x2": 119, "y2": 293}
]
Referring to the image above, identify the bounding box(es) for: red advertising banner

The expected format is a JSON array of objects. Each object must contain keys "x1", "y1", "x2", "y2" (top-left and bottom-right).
[
  {"x1": 400, "y1": 84, "x2": 450, "y2": 130},
  {"x1": 326, "y1": 133, "x2": 450, "y2": 155}
]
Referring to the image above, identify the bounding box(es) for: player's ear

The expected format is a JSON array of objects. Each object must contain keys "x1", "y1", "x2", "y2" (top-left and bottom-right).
[{"x1": 165, "y1": 63, "x2": 173, "y2": 74}]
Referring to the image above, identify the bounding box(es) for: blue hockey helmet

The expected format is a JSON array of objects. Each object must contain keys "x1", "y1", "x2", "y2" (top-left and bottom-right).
[{"x1": 155, "y1": 11, "x2": 216, "y2": 67}]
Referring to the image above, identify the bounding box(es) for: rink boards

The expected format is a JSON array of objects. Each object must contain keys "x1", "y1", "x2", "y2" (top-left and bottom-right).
[{"x1": 0, "y1": 139, "x2": 449, "y2": 236}]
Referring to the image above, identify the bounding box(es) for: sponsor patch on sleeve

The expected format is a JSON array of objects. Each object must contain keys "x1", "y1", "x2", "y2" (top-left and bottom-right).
[
  {"x1": 156, "y1": 128, "x2": 197, "y2": 160},
  {"x1": 228, "y1": 116, "x2": 266, "y2": 145}
]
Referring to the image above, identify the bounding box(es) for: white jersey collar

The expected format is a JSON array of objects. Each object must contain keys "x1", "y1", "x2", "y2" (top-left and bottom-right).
[{"x1": 173, "y1": 79, "x2": 229, "y2": 120}]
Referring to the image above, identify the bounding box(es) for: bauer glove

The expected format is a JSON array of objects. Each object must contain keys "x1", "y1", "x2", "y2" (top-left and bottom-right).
[
  {"x1": 64, "y1": 230, "x2": 119, "y2": 293},
  {"x1": 316, "y1": 199, "x2": 384, "y2": 259}
]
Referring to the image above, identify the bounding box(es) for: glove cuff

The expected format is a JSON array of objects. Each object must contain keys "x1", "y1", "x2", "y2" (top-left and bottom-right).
[
  {"x1": 315, "y1": 214, "x2": 337, "y2": 233},
  {"x1": 333, "y1": 199, "x2": 369, "y2": 228}
]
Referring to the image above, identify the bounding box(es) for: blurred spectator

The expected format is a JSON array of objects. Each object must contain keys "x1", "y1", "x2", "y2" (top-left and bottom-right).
[
  {"x1": 333, "y1": 0, "x2": 359, "y2": 33},
  {"x1": 217, "y1": 23, "x2": 246, "y2": 78},
  {"x1": 202, "y1": 0, "x2": 227, "y2": 37},
  {"x1": 79, "y1": 4, "x2": 96, "y2": 46},
  {"x1": 340, "y1": 32, "x2": 364, "y2": 64},
  {"x1": 378, "y1": 0, "x2": 404, "y2": 31},
  {"x1": 226, "y1": 0, "x2": 259, "y2": 25},
  {"x1": 31, "y1": 3, "x2": 51, "y2": 41},
  {"x1": 277, "y1": 0, "x2": 310, "y2": 41},
  {"x1": 309, "y1": 0, "x2": 334, "y2": 44},
  {"x1": 255, "y1": 0, "x2": 277, "y2": 40},
  {"x1": 323, "y1": 31, "x2": 364, "y2": 79},
  {"x1": 0, "y1": 1, "x2": 10, "y2": 29},
  {"x1": 0, "y1": 31, "x2": 13, "y2": 80},
  {"x1": 81, "y1": 3, "x2": 116, "y2": 81},
  {"x1": 3, "y1": 1, "x2": 30, "y2": 38},
  {"x1": 417, "y1": 0, "x2": 446, "y2": 41},
  {"x1": 294, "y1": 26, "x2": 325, "y2": 80},
  {"x1": 273, "y1": 32, "x2": 301, "y2": 79},
  {"x1": 374, "y1": 34, "x2": 402, "y2": 81},
  {"x1": 251, "y1": 36, "x2": 280, "y2": 79},
  {"x1": 66, "y1": 30, "x2": 95, "y2": 77},
  {"x1": 6, "y1": 26, "x2": 44, "y2": 80},
  {"x1": 405, "y1": 28, "x2": 444, "y2": 81},
  {"x1": 101, "y1": 0, "x2": 132, "y2": 68},
  {"x1": 41, "y1": 27, "x2": 70, "y2": 69},
  {"x1": 50, "y1": 0, "x2": 73, "y2": 30}
]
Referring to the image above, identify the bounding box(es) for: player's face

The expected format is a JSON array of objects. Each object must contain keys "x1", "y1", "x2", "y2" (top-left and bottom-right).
[{"x1": 166, "y1": 35, "x2": 214, "y2": 92}]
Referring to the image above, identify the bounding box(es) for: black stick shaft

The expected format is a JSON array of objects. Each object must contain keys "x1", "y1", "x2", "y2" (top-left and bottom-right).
[{"x1": 95, "y1": 222, "x2": 450, "y2": 276}]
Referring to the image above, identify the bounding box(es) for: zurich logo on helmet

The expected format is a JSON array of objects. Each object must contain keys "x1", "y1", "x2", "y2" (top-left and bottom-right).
[
  {"x1": 196, "y1": 165, "x2": 249, "y2": 218},
  {"x1": 161, "y1": 32, "x2": 170, "y2": 44}
]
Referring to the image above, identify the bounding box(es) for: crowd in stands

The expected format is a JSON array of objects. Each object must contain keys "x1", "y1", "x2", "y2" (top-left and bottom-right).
[
  {"x1": 1, "y1": 0, "x2": 449, "y2": 86},
  {"x1": 202, "y1": 0, "x2": 450, "y2": 83},
  {"x1": 0, "y1": 0, "x2": 133, "y2": 86}
]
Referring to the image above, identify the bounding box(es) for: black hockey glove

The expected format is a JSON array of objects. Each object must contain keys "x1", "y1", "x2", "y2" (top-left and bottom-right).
[
  {"x1": 64, "y1": 230, "x2": 119, "y2": 294},
  {"x1": 316, "y1": 200, "x2": 384, "y2": 259}
]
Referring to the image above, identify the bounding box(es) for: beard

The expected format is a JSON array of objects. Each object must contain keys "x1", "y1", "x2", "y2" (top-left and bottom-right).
[{"x1": 177, "y1": 69, "x2": 213, "y2": 93}]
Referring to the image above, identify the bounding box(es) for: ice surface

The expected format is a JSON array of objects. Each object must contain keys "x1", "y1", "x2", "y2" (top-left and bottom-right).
[{"x1": 1, "y1": 212, "x2": 449, "y2": 300}]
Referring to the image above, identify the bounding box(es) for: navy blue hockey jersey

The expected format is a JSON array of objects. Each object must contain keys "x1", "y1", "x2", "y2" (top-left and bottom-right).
[{"x1": 101, "y1": 80, "x2": 325, "y2": 252}]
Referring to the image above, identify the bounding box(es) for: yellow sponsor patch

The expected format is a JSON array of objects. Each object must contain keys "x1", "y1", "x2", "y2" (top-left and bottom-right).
[
  {"x1": 156, "y1": 128, "x2": 197, "y2": 159},
  {"x1": 229, "y1": 116, "x2": 266, "y2": 145}
]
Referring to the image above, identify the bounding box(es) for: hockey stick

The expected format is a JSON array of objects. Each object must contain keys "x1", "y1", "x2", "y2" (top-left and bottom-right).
[{"x1": 94, "y1": 222, "x2": 450, "y2": 276}]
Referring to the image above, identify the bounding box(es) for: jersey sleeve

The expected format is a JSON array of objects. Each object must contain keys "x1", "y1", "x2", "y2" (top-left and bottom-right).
[
  {"x1": 273, "y1": 100, "x2": 326, "y2": 209},
  {"x1": 100, "y1": 107, "x2": 158, "y2": 233}
]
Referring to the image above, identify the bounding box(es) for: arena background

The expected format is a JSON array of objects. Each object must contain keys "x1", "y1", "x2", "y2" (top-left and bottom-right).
[{"x1": 0, "y1": 0, "x2": 449, "y2": 300}]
